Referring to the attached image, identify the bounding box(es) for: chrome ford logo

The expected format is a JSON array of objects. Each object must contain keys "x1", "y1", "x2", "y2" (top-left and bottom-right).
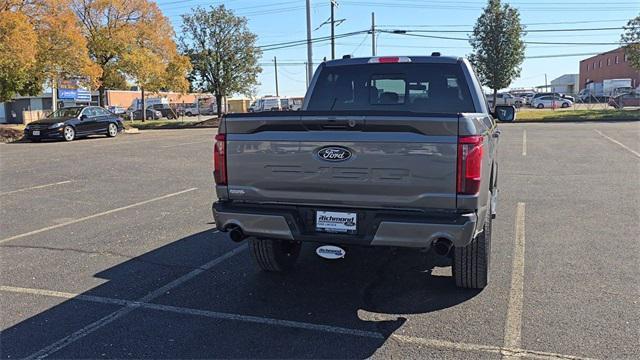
[{"x1": 317, "y1": 146, "x2": 352, "y2": 162}]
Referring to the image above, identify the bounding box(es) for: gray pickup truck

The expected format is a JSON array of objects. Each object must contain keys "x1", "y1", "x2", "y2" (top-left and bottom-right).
[{"x1": 212, "y1": 55, "x2": 514, "y2": 289}]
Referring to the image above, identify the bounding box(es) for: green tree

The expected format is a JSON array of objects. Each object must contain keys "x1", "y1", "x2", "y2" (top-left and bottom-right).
[
  {"x1": 469, "y1": 0, "x2": 526, "y2": 107},
  {"x1": 181, "y1": 5, "x2": 262, "y2": 118},
  {"x1": 621, "y1": 14, "x2": 640, "y2": 70}
]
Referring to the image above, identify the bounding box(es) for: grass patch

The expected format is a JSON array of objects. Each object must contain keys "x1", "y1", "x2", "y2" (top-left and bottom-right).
[
  {"x1": 126, "y1": 118, "x2": 219, "y2": 130},
  {"x1": 515, "y1": 109, "x2": 640, "y2": 122},
  {"x1": 0, "y1": 125, "x2": 25, "y2": 143}
]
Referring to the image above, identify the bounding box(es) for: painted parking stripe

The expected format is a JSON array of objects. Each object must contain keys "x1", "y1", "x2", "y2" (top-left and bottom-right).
[
  {"x1": 161, "y1": 140, "x2": 212, "y2": 148},
  {"x1": 393, "y1": 335, "x2": 594, "y2": 360},
  {"x1": 0, "y1": 188, "x2": 197, "y2": 245},
  {"x1": 594, "y1": 130, "x2": 640, "y2": 158},
  {"x1": 504, "y1": 203, "x2": 526, "y2": 353},
  {"x1": 522, "y1": 130, "x2": 527, "y2": 156},
  {"x1": 0, "y1": 180, "x2": 72, "y2": 196},
  {"x1": 0, "y1": 284, "x2": 381, "y2": 339},
  {"x1": 2, "y1": 282, "x2": 593, "y2": 360},
  {"x1": 22, "y1": 244, "x2": 247, "y2": 360}
]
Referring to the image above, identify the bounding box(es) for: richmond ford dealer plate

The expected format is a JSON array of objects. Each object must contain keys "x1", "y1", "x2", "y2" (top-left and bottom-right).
[{"x1": 316, "y1": 211, "x2": 357, "y2": 234}]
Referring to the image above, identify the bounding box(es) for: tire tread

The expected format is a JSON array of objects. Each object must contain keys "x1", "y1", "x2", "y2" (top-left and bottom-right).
[{"x1": 454, "y1": 209, "x2": 491, "y2": 289}]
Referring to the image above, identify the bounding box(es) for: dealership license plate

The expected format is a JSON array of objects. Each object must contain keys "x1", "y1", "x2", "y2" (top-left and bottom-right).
[
  {"x1": 316, "y1": 211, "x2": 357, "y2": 234},
  {"x1": 32, "y1": 130, "x2": 40, "y2": 136}
]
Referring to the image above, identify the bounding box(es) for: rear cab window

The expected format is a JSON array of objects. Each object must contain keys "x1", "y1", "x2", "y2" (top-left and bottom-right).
[{"x1": 307, "y1": 62, "x2": 476, "y2": 113}]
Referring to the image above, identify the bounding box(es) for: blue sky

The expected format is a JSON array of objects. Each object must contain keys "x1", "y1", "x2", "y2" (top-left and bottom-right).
[{"x1": 156, "y1": 0, "x2": 638, "y2": 97}]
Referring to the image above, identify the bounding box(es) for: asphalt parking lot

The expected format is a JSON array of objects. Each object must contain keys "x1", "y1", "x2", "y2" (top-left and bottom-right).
[{"x1": 1, "y1": 122, "x2": 638, "y2": 359}]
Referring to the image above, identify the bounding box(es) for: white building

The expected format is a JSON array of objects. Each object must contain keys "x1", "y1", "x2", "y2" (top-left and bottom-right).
[{"x1": 550, "y1": 74, "x2": 579, "y2": 95}]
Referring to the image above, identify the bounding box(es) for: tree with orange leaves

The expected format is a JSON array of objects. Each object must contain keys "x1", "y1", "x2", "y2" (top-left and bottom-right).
[
  {"x1": 70, "y1": 0, "x2": 191, "y2": 111},
  {"x1": 0, "y1": 0, "x2": 100, "y2": 101}
]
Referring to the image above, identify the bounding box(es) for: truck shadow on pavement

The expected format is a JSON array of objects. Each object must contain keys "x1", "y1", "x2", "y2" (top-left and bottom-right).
[{"x1": 1, "y1": 229, "x2": 480, "y2": 359}]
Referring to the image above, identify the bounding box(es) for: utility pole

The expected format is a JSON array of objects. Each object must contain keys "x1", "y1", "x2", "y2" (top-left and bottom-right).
[
  {"x1": 330, "y1": 0, "x2": 336, "y2": 60},
  {"x1": 305, "y1": 62, "x2": 309, "y2": 88},
  {"x1": 371, "y1": 12, "x2": 376, "y2": 56},
  {"x1": 274, "y1": 56, "x2": 279, "y2": 97},
  {"x1": 306, "y1": 0, "x2": 313, "y2": 87}
]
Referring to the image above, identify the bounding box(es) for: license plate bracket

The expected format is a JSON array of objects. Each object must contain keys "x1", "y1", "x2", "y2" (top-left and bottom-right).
[{"x1": 316, "y1": 210, "x2": 357, "y2": 234}]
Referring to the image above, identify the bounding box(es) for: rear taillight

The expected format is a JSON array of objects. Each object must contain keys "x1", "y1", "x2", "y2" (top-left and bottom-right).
[
  {"x1": 213, "y1": 133, "x2": 227, "y2": 185},
  {"x1": 457, "y1": 135, "x2": 484, "y2": 195}
]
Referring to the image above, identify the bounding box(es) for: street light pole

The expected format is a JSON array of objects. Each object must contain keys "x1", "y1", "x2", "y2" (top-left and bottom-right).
[{"x1": 306, "y1": 0, "x2": 313, "y2": 87}]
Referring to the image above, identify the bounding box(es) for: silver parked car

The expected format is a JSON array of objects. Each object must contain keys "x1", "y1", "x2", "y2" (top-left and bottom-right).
[{"x1": 531, "y1": 95, "x2": 573, "y2": 109}]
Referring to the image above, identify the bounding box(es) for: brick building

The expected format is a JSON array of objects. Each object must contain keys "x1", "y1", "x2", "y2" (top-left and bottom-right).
[{"x1": 579, "y1": 47, "x2": 640, "y2": 91}]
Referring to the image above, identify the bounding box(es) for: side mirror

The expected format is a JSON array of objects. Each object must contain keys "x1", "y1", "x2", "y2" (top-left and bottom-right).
[
  {"x1": 80, "y1": 114, "x2": 88, "y2": 121},
  {"x1": 493, "y1": 105, "x2": 516, "y2": 122}
]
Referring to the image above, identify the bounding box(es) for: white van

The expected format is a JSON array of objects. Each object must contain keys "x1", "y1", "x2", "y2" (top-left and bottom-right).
[{"x1": 249, "y1": 97, "x2": 282, "y2": 112}]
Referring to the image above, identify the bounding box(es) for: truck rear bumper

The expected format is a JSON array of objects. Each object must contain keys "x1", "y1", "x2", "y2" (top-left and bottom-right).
[{"x1": 213, "y1": 202, "x2": 477, "y2": 248}]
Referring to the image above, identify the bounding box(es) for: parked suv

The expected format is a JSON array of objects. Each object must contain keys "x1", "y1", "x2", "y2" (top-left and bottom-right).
[
  {"x1": 212, "y1": 55, "x2": 514, "y2": 289},
  {"x1": 150, "y1": 104, "x2": 178, "y2": 119}
]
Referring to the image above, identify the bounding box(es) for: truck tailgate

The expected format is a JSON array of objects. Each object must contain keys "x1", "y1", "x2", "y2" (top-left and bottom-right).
[{"x1": 223, "y1": 113, "x2": 458, "y2": 210}]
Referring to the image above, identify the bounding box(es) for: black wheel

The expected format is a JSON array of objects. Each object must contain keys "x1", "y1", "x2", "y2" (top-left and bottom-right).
[
  {"x1": 63, "y1": 126, "x2": 75, "y2": 141},
  {"x1": 561, "y1": 102, "x2": 569, "y2": 108},
  {"x1": 249, "y1": 238, "x2": 301, "y2": 272},
  {"x1": 107, "y1": 123, "x2": 118, "y2": 137},
  {"x1": 536, "y1": 103, "x2": 544, "y2": 109},
  {"x1": 186, "y1": 112, "x2": 193, "y2": 117},
  {"x1": 453, "y1": 204, "x2": 491, "y2": 289}
]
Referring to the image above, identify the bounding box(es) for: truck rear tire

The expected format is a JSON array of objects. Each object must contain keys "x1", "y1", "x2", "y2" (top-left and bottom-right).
[
  {"x1": 453, "y1": 208, "x2": 491, "y2": 289},
  {"x1": 249, "y1": 238, "x2": 301, "y2": 272}
]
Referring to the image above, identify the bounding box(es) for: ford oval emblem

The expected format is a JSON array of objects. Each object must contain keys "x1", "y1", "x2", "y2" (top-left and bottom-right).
[{"x1": 317, "y1": 146, "x2": 352, "y2": 162}]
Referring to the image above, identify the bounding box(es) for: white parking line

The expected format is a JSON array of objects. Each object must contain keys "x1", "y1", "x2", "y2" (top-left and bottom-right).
[
  {"x1": 22, "y1": 244, "x2": 247, "y2": 360},
  {"x1": 161, "y1": 140, "x2": 212, "y2": 148},
  {"x1": 522, "y1": 130, "x2": 527, "y2": 156},
  {"x1": 504, "y1": 202, "x2": 526, "y2": 353},
  {"x1": 2, "y1": 281, "x2": 594, "y2": 360},
  {"x1": 393, "y1": 335, "x2": 594, "y2": 360},
  {"x1": 0, "y1": 188, "x2": 197, "y2": 245},
  {"x1": 0, "y1": 282, "x2": 381, "y2": 340},
  {"x1": 0, "y1": 180, "x2": 72, "y2": 196},
  {"x1": 594, "y1": 130, "x2": 640, "y2": 158}
]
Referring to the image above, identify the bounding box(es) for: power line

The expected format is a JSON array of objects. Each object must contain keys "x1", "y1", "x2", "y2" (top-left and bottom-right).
[
  {"x1": 339, "y1": 0, "x2": 638, "y2": 11},
  {"x1": 259, "y1": 31, "x2": 370, "y2": 51},
  {"x1": 379, "y1": 30, "x2": 626, "y2": 46},
  {"x1": 525, "y1": 52, "x2": 603, "y2": 59},
  {"x1": 378, "y1": 19, "x2": 630, "y2": 28},
  {"x1": 391, "y1": 27, "x2": 625, "y2": 33}
]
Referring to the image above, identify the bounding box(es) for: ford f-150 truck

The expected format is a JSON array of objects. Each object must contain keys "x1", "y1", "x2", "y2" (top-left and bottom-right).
[{"x1": 212, "y1": 55, "x2": 514, "y2": 289}]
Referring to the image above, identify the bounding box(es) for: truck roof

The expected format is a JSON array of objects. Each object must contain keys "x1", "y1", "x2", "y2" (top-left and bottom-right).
[{"x1": 323, "y1": 55, "x2": 463, "y2": 67}]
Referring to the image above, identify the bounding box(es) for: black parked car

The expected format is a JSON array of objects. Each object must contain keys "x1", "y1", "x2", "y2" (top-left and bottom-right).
[{"x1": 24, "y1": 106, "x2": 124, "y2": 142}]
